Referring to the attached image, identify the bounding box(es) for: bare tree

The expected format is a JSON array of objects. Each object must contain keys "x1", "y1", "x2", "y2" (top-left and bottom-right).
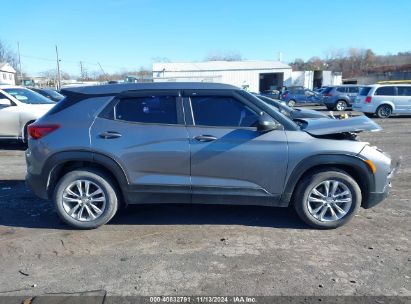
[
  {"x1": 205, "y1": 50, "x2": 242, "y2": 61},
  {"x1": 0, "y1": 39, "x2": 19, "y2": 71}
]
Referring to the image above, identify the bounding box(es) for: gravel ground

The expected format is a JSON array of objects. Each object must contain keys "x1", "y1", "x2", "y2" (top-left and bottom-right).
[{"x1": 0, "y1": 110, "x2": 409, "y2": 298}]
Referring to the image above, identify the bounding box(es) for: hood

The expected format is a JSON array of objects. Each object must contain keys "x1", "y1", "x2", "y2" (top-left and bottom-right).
[
  {"x1": 299, "y1": 115, "x2": 382, "y2": 136},
  {"x1": 290, "y1": 108, "x2": 330, "y2": 119}
]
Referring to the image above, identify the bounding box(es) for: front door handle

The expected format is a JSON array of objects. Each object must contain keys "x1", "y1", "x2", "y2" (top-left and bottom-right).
[
  {"x1": 99, "y1": 131, "x2": 122, "y2": 139},
  {"x1": 194, "y1": 135, "x2": 217, "y2": 142}
]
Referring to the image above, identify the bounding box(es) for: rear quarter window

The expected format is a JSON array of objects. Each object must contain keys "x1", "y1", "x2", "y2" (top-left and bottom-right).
[{"x1": 375, "y1": 86, "x2": 395, "y2": 96}]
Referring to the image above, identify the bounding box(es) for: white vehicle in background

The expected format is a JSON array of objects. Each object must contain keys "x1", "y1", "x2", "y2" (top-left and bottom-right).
[
  {"x1": 0, "y1": 85, "x2": 56, "y2": 142},
  {"x1": 353, "y1": 84, "x2": 411, "y2": 118}
]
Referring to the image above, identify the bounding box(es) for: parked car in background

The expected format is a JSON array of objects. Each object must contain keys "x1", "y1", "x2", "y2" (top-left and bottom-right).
[
  {"x1": 30, "y1": 87, "x2": 65, "y2": 102},
  {"x1": 256, "y1": 95, "x2": 330, "y2": 120},
  {"x1": 0, "y1": 85, "x2": 55, "y2": 142},
  {"x1": 322, "y1": 85, "x2": 362, "y2": 111},
  {"x1": 353, "y1": 84, "x2": 411, "y2": 118},
  {"x1": 281, "y1": 87, "x2": 323, "y2": 107},
  {"x1": 25, "y1": 82, "x2": 394, "y2": 229},
  {"x1": 259, "y1": 89, "x2": 280, "y2": 99}
]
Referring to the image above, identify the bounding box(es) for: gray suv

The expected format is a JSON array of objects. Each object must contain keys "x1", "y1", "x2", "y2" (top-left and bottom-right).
[
  {"x1": 322, "y1": 85, "x2": 362, "y2": 111},
  {"x1": 25, "y1": 83, "x2": 394, "y2": 229}
]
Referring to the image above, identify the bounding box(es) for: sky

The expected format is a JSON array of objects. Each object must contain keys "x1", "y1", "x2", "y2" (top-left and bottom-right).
[{"x1": 1, "y1": 0, "x2": 410, "y2": 76}]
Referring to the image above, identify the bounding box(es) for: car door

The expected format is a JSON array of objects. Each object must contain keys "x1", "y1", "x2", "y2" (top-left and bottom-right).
[
  {"x1": 183, "y1": 90, "x2": 288, "y2": 206},
  {"x1": 395, "y1": 86, "x2": 411, "y2": 113},
  {"x1": 90, "y1": 90, "x2": 191, "y2": 204},
  {"x1": 0, "y1": 92, "x2": 20, "y2": 138}
]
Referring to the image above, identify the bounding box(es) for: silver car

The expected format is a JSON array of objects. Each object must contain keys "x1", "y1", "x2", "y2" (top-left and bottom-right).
[
  {"x1": 25, "y1": 83, "x2": 395, "y2": 229},
  {"x1": 0, "y1": 85, "x2": 55, "y2": 142},
  {"x1": 353, "y1": 84, "x2": 411, "y2": 118}
]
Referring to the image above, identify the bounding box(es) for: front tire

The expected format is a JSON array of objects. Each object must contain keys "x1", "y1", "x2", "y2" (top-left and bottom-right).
[
  {"x1": 293, "y1": 170, "x2": 361, "y2": 229},
  {"x1": 54, "y1": 168, "x2": 119, "y2": 229}
]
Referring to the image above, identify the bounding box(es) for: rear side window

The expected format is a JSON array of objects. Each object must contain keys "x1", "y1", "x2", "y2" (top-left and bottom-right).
[
  {"x1": 397, "y1": 86, "x2": 411, "y2": 96},
  {"x1": 359, "y1": 87, "x2": 372, "y2": 96},
  {"x1": 336, "y1": 87, "x2": 346, "y2": 93},
  {"x1": 190, "y1": 96, "x2": 259, "y2": 127},
  {"x1": 115, "y1": 96, "x2": 177, "y2": 124},
  {"x1": 375, "y1": 86, "x2": 395, "y2": 96},
  {"x1": 348, "y1": 87, "x2": 359, "y2": 93}
]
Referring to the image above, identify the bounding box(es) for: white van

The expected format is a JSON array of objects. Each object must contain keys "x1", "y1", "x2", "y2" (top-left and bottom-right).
[{"x1": 353, "y1": 84, "x2": 411, "y2": 118}]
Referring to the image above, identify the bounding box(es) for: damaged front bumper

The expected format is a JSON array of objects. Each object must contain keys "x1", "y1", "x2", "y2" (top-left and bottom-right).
[{"x1": 363, "y1": 158, "x2": 401, "y2": 209}]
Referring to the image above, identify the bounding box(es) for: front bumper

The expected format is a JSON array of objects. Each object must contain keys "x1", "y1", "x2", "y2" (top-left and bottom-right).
[{"x1": 362, "y1": 158, "x2": 400, "y2": 209}]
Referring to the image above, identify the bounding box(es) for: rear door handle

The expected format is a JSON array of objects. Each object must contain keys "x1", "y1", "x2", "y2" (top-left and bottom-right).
[
  {"x1": 194, "y1": 135, "x2": 217, "y2": 142},
  {"x1": 99, "y1": 131, "x2": 122, "y2": 139}
]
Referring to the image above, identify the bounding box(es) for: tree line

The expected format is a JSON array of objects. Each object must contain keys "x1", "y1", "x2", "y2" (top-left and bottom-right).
[
  {"x1": 1, "y1": 38, "x2": 410, "y2": 83},
  {"x1": 290, "y1": 48, "x2": 411, "y2": 78}
]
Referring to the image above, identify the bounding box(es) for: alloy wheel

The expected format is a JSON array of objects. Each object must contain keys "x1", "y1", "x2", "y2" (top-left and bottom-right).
[
  {"x1": 378, "y1": 105, "x2": 392, "y2": 118},
  {"x1": 336, "y1": 101, "x2": 346, "y2": 111},
  {"x1": 306, "y1": 180, "x2": 352, "y2": 222},
  {"x1": 62, "y1": 180, "x2": 106, "y2": 222}
]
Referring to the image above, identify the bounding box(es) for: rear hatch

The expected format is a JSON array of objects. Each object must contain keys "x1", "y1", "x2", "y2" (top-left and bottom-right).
[
  {"x1": 321, "y1": 86, "x2": 334, "y2": 102},
  {"x1": 355, "y1": 86, "x2": 372, "y2": 105}
]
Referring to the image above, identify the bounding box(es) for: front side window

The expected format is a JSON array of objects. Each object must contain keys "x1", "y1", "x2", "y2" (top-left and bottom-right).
[
  {"x1": 3, "y1": 88, "x2": 54, "y2": 104},
  {"x1": 397, "y1": 86, "x2": 411, "y2": 96},
  {"x1": 375, "y1": 86, "x2": 395, "y2": 96},
  {"x1": 115, "y1": 95, "x2": 178, "y2": 124},
  {"x1": 191, "y1": 96, "x2": 259, "y2": 127},
  {"x1": 336, "y1": 87, "x2": 346, "y2": 93}
]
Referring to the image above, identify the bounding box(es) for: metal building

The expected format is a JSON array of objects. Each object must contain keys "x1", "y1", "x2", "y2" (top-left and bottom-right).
[{"x1": 152, "y1": 60, "x2": 292, "y2": 93}]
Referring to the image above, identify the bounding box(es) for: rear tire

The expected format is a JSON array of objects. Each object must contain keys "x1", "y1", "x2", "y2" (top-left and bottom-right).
[
  {"x1": 293, "y1": 170, "x2": 361, "y2": 229},
  {"x1": 334, "y1": 100, "x2": 347, "y2": 111},
  {"x1": 288, "y1": 99, "x2": 296, "y2": 107},
  {"x1": 376, "y1": 104, "x2": 392, "y2": 118},
  {"x1": 53, "y1": 168, "x2": 119, "y2": 229}
]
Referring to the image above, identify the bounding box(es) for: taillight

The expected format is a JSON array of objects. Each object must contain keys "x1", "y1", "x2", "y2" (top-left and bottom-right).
[
  {"x1": 324, "y1": 93, "x2": 332, "y2": 96},
  {"x1": 365, "y1": 96, "x2": 372, "y2": 103},
  {"x1": 28, "y1": 123, "x2": 60, "y2": 139},
  {"x1": 283, "y1": 93, "x2": 288, "y2": 99}
]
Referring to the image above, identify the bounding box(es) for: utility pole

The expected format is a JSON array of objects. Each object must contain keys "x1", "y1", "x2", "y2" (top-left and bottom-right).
[
  {"x1": 17, "y1": 42, "x2": 23, "y2": 84},
  {"x1": 97, "y1": 62, "x2": 108, "y2": 81},
  {"x1": 55, "y1": 45, "x2": 61, "y2": 90},
  {"x1": 79, "y1": 61, "x2": 84, "y2": 80},
  {"x1": 278, "y1": 51, "x2": 283, "y2": 62}
]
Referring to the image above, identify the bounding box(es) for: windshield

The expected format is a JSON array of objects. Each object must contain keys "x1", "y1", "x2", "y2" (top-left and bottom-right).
[
  {"x1": 42, "y1": 88, "x2": 64, "y2": 99},
  {"x1": 257, "y1": 95, "x2": 293, "y2": 118},
  {"x1": 3, "y1": 88, "x2": 55, "y2": 104}
]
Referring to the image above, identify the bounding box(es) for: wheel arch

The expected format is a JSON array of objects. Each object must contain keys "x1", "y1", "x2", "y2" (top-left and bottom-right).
[
  {"x1": 281, "y1": 154, "x2": 375, "y2": 208},
  {"x1": 376, "y1": 101, "x2": 395, "y2": 111},
  {"x1": 43, "y1": 151, "x2": 129, "y2": 204}
]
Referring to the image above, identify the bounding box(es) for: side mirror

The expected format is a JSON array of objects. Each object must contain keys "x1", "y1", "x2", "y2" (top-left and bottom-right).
[
  {"x1": 257, "y1": 114, "x2": 281, "y2": 132},
  {"x1": 0, "y1": 98, "x2": 12, "y2": 107}
]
